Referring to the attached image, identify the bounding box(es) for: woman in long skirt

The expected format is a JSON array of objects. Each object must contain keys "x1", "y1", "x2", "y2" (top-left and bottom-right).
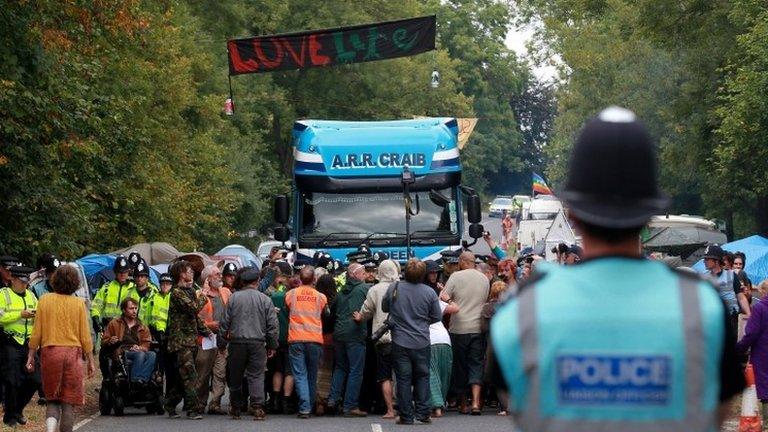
[
  {"x1": 429, "y1": 299, "x2": 458, "y2": 417},
  {"x1": 27, "y1": 265, "x2": 95, "y2": 432}
]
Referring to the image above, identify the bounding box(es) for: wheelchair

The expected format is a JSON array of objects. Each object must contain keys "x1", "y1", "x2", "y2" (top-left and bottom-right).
[{"x1": 98, "y1": 342, "x2": 163, "y2": 416}]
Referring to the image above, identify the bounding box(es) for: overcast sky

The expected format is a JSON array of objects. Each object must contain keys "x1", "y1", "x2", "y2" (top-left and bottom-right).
[{"x1": 504, "y1": 24, "x2": 559, "y2": 82}]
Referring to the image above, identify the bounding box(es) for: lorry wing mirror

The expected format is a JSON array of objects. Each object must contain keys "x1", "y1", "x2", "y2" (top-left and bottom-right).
[
  {"x1": 468, "y1": 223, "x2": 484, "y2": 239},
  {"x1": 274, "y1": 195, "x2": 290, "y2": 225},
  {"x1": 467, "y1": 195, "x2": 482, "y2": 223},
  {"x1": 274, "y1": 226, "x2": 291, "y2": 243}
]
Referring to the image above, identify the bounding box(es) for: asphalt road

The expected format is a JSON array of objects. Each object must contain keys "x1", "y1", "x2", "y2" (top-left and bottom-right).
[{"x1": 76, "y1": 409, "x2": 517, "y2": 432}]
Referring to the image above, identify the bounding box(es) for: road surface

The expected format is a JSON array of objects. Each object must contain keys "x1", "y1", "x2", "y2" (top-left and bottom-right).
[{"x1": 76, "y1": 409, "x2": 516, "y2": 432}]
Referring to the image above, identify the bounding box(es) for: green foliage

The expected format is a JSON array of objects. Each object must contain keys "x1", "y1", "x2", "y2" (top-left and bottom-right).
[
  {"x1": 436, "y1": 0, "x2": 532, "y2": 194},
  {"x1": 520, "y1": 0, "x2": 768, "y2": 236},
  {"x1": 712, "y1": 0, "x2": 768, "y2": 236},
  {"x1": 0, "y1": 0, "x2": 542, "y2": 262}
]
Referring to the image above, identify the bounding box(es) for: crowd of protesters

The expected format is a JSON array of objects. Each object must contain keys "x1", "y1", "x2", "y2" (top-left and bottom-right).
[
  {"x1": 1, "y1": 230, "x2": 763, "y2": 427},
  {"x1": 0, "y1": 236, "x2": 564, "y2": 427}
]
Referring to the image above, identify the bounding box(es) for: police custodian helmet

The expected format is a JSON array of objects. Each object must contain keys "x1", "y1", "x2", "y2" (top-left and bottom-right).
[
  {"x1": 558, "y1": 106, "x2": 669, "y2": 229},
  {"x1": 222, "y1": 262, "x2": 238, "y2": 277},
  {"x1": 113, "y1": 255, "x2": 131, "y2": 273}
]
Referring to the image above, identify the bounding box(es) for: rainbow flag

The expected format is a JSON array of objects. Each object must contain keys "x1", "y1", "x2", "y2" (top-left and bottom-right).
[{"x1": 532, "y1": 173, "x2": 553, "y2": 196}]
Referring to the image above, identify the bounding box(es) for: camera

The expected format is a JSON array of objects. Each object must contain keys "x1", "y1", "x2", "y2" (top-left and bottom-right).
[{"x1": 370, "y1": 319, "x2": 392, "y2": 342}]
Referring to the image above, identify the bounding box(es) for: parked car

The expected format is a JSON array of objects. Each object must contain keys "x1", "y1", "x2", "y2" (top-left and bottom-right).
[{"x1": 489, "y1": 196, "x2": 515, "y2": 218}]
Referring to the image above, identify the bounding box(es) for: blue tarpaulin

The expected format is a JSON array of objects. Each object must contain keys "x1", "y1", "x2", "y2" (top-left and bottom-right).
[
  {"x1": 692, "y1": 235, "x2": 768, "y2": 283},
  {"x1": 77, "y1": 253, "x2": 160, "y2": 295}
]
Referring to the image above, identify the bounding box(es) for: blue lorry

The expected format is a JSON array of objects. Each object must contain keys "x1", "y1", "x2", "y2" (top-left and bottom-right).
[{"x1": 273, "y1": 117, "x2": 483, "y2": 263}]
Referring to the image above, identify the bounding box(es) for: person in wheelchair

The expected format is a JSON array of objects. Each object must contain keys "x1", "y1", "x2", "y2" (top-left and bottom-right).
[{"x1": 101, "y1": 298, "x2": 156, "y2": 385}]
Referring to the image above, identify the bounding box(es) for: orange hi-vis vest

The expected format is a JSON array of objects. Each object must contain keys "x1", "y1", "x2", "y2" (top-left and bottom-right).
[
  {"x1": 197, "y1": 287, "x2": 231, "y2": 345},
  {"x1": 285, "y1": 285, "x2": 327, "y2": 344}
]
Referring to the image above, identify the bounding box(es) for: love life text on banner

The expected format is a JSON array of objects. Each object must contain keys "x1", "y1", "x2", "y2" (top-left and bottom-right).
[{"x1": 227, "y1": 15, "x2": 436, "y2": 75}]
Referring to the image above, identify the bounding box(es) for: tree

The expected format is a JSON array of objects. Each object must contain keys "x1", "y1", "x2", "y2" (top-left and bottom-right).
[
  {"x1": 713, "y1": 0, "x2": 768, "y2": 236},
  {"x1": 515, "y1": 0, "x2": 767, "y2": 236}
]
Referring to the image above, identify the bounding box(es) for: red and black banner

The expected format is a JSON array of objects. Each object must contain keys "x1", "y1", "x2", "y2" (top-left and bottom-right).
[{"x1": 227, "y1": 15, "x2": 436, "y2": 75}]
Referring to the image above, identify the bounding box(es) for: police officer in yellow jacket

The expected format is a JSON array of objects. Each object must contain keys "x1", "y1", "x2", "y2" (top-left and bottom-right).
[
  {"x1": 91, "y1": 256, "x2": 135, "y2": 331},
  {"x1": 127, "y1": 260, "x2": 158, "y2": 325},
  {"x1": 151, "y1": 273, "x2": 172, "y2": 336},
  {"x1": 0, "y1": 266, "x2": 41, "y2": 427},
  {"x1": 149, "y1": 273, "x2": 172, "y2": 372},
  {"x1": 491, "y1": 107, "x2": 745, "y2": 432}
]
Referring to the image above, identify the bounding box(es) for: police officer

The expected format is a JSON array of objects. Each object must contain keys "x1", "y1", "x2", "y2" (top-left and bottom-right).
[
  {"x1": 222, "y1": 263, "x2": 238, "y2": 291},
  {"x1": 0, "y1": 255, "x2": 22, "y2": 407},
  {"x1": 30, "y1": 253, "x2": 61, "y2": 298},
  {"x1": 491, "y1": 107, "x2": 745, "y2": 431},
  {"x1": 346, "y1": 245, "x2": 372, "y2": 264},
  {"x1": 151, "y1": 273, "x2": 173, "y2": 340},
  {"x1": 0, "y1": 255, "x2": 21, "y2": 288},
  {"x1": 0, "y1": 266, "x2": 40, "y2": 426},
  {"x1": 127, "y1": 251, "x2": 143, "y2": 279},
  {"x1": 127, "y1": 260, "x2": 158, "y2": 325},
  {"x1": 91, "y1": 255, "x2": 135, "y2": 377},
  {"x1": 91, "y1": 255, "x2": 135, "y2": 331},
  {"x1": 438, "y1": 250, "x2": 460, "y2": 284}
]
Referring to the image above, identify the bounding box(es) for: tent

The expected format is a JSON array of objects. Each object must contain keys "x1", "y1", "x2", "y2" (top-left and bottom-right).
[
  {"x1": 692, "y1": 235, "x2": 768, "y2": 283},
  {"x1": 214, "y1": 244, "x2": 262, "y2": 269},
  {"x1": 77, "y1": 253, "x2": 161, "y2": 295},
  {"x1": 177, "y1": 252, "x2": 222, "y2": 277},
  {"x1": 111, "y1": 242, "x2": 183, "y2": 265},
  {"x1": 643, "y1": 226, "x2": 727, "y2": 259},
  {"x1": 541, "y1": 211, "x2": 577, "y2": 261}
]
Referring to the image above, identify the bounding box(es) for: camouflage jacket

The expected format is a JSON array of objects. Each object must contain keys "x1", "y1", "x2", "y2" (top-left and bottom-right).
[{"x1": 166, "y1": 284, "x2": 210, "y2": 352}]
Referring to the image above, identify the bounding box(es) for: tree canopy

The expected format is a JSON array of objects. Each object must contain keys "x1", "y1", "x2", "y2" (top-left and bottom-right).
[
  {"x1": 0, "y1": 0, "x2": 544, "y2": 263},
  {"x1": 518, "y1": 0, "x2": 768, "y2": 238}
]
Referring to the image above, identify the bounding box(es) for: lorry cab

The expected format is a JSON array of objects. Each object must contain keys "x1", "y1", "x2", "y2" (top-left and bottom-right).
[{"x1": 273, "y1": 118, "x2": 483, "y2": 264}]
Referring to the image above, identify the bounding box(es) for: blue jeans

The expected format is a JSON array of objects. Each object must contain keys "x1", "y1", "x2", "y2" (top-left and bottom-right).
[
  {"x1": 328, "y1": 341, "x2": 366, "y2": 412},
  {"x1": 392, "y1": 343, "x2": 431, "y2": 422},
  {"x1": 125, "y1": 350, "x2": 156, "y2": 382},
  {"x1": 289, "y1": 343, "x2": 323, "y2": 414}
]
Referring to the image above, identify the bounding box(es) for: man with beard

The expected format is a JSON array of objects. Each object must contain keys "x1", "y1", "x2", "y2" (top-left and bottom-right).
[{"x1": 195, "y1": 265, "x2": 231, "y2": 415}]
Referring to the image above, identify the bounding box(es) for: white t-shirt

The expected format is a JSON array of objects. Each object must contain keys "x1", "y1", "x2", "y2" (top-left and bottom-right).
[{"x1": 429, "y1": 301, "x2": 451, "y2": 345}]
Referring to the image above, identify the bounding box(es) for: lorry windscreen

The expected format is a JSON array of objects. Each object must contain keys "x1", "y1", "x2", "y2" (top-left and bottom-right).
[{"x1": 300, "y1": 190, "x2": 458, "y2": 240}]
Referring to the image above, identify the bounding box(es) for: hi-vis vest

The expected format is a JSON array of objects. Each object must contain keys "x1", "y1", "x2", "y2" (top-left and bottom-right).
[
  {"x1": 91, "y1": 280, "x2": 135, "y2": 321},
  {"x1": 285, "y1": 286, "x2": 327, "y2": 344},
  {"x1": 150, "y1": 292, "x2": 171, "y2": 332},
  {"x1": 491, "y1": 258, "x2": 725, "y2": 432},
  {"x1": 0, "y1": 288, "x2": 38, "y2": 345},
  {"x1": 127, "y1": 283, "x2": 159, "y2": 325}
]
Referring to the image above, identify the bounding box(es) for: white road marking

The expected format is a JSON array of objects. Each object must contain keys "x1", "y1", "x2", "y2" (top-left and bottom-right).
[
  {"x1": 372, "y1": 423, "x2": 384, "y2": 432},
  {"x1": 72, "y1": 413, "x2": 99, "y2": 431}
]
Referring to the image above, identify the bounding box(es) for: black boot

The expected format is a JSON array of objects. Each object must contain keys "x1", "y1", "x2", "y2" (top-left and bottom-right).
[
  {"x1": 265, "y1": 391, "x2": 276, "y2": 414},
  {"x1": 283, "y1": 395, "x2": 297, "y2": 415}
]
